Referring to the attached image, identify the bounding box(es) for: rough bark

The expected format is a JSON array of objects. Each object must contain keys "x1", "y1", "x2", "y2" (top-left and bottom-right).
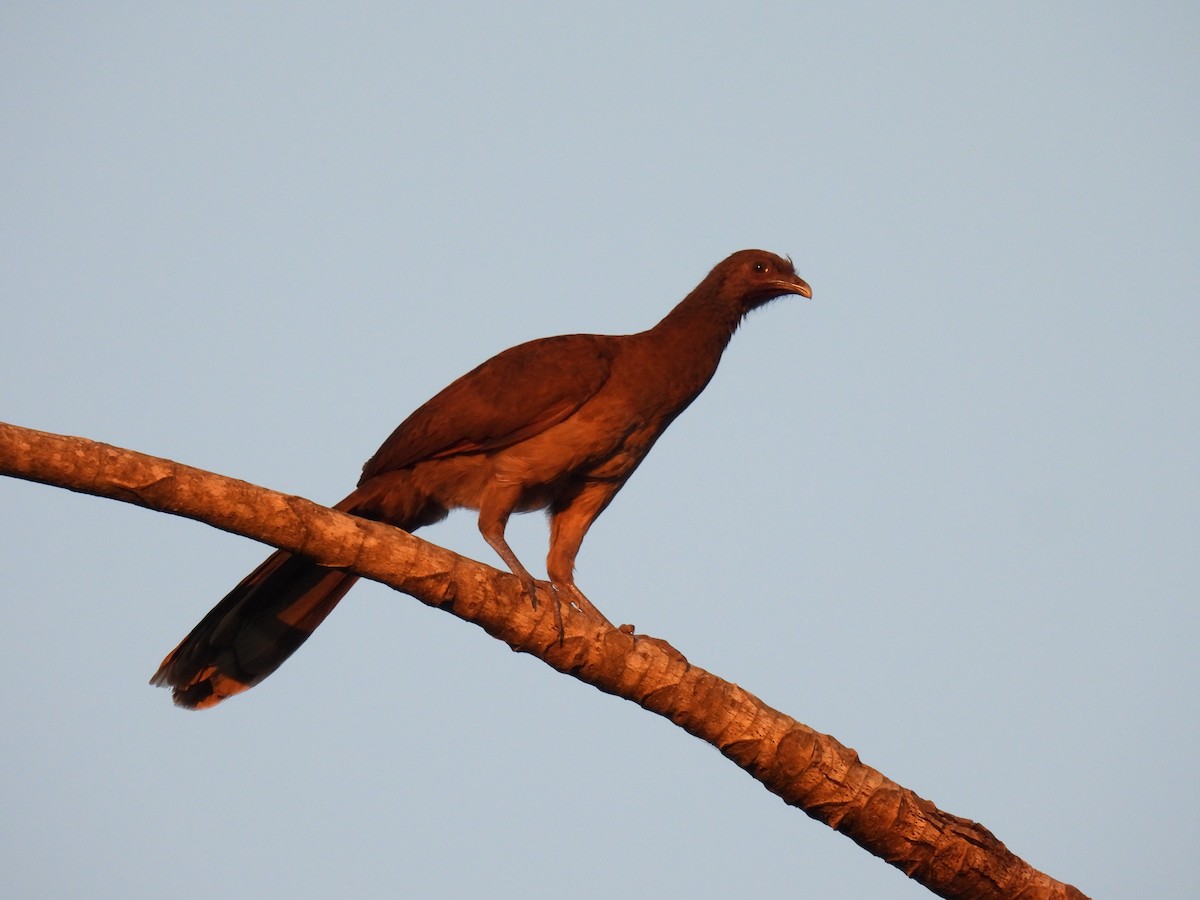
[{"x1": 0, "y1": 421, "x2": 1087, "y2": 900}]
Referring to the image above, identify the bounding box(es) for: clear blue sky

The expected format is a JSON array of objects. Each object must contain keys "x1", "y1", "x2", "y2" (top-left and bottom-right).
[{"x1": 2, "y1": 4, "x2": 1197, "y2": 897}]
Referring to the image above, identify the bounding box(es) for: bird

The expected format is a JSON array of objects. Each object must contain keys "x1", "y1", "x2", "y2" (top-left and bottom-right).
[{"x1": 151, "y1": 249, "x2": 812, "y2": 708}]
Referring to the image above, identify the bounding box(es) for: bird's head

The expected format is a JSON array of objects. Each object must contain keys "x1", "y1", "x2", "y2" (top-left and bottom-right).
[{"x1": 716, "y1": 249, "x2": 813, "y2": 312}]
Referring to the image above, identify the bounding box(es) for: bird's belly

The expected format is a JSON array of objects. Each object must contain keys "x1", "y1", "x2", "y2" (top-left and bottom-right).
[
  {"x1": 491, "y1": 410, "x2": 656, "y2": 494},
  {"x1": 408, "y1": 455, "x2": 501, "y2": 510}
]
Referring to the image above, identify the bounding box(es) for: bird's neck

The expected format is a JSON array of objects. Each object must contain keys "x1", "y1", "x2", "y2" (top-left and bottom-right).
[
  {"x1": 648, "y1": 286, "x2": 742, "y2": 362},
  {"x1": 634, "y1": 286, "x2": 744, "y2": 408}
]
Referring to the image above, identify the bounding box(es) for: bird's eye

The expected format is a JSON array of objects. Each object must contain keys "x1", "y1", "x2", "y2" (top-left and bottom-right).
[{"x1": 752, "y1": 261, "x2": 768, "y2": 274}]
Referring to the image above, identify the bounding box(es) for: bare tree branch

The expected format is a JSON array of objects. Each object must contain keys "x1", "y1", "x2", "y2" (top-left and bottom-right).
[{"x1": 0, "y1": 421, "x2": 1087, "y2": 900}]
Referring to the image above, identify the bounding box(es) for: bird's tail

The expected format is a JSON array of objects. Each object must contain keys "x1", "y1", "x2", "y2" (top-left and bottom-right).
[
  {"x1": 150, "y1": 551, "x2": 359, "y2": 709},
  {"x1": 152, "y1": 473, "x2": 440, "y2": 709}
]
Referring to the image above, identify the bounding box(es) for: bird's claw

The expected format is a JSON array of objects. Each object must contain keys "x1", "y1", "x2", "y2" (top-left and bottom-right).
[
  {"x1": 522, "y1": 579, "x2": 615, "y2": 646},
  {"x1": 522, "y1": 577, "x2": 539, "y2": 610},
  {"x1": 550, "y1": 582, "x2": 614, "y2": 632}
]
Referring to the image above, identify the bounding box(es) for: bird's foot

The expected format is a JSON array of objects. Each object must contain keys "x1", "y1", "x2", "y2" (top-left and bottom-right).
[
  {"x1": 550, "y1": 587, "x2": 565, "y2": 645},
  {"x1": 521, "y1": 575, "x2": 539, "y2": 610},
  {"x1": 521, "y1": 579, "x2": 614, "y2": 645},
  {"x1": 518, "y1": 576, "x2": 564, "y2": 644},
  {"x1": 548, "y1": 581, "x2": 615, "y2": 633}
]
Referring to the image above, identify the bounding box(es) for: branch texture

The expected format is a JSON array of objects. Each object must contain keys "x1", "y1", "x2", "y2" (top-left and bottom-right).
[{"x1": 0, "y1": 421, "x2": 1087, "y2": 899}]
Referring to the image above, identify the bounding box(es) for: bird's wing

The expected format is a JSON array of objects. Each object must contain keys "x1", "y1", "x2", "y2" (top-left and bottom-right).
[{"x1": 359, "y1": 333, "x2": 615, "y2": 482}]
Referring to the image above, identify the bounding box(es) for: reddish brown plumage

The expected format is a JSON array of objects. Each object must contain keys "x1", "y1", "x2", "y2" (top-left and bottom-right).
[{"x1": 152, "y1": 249, "x2": 811, "y2": 708}]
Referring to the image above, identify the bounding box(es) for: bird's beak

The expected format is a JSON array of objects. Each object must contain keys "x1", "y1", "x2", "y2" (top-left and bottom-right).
[{"x1": 771, "y1": 276, "x2": 812, "y2": 299}]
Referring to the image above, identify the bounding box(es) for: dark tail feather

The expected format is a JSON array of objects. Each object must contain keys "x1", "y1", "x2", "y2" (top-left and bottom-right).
[{"x1": 150, "y1": 551, "x2": 358, "y2": 709}]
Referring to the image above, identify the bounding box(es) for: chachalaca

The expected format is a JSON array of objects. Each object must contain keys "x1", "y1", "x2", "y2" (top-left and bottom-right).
[{"x1": 151, "y1": 249, "x2": 812, "y2": 708}]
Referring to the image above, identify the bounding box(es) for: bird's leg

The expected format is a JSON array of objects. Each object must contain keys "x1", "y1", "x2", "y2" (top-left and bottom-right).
[
  {"x1": 546, "y1": 486, "x2": 618, "y2": 632},
  {"x1": 478, "y1": 503, "x2": 565, "y2": 642}
]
